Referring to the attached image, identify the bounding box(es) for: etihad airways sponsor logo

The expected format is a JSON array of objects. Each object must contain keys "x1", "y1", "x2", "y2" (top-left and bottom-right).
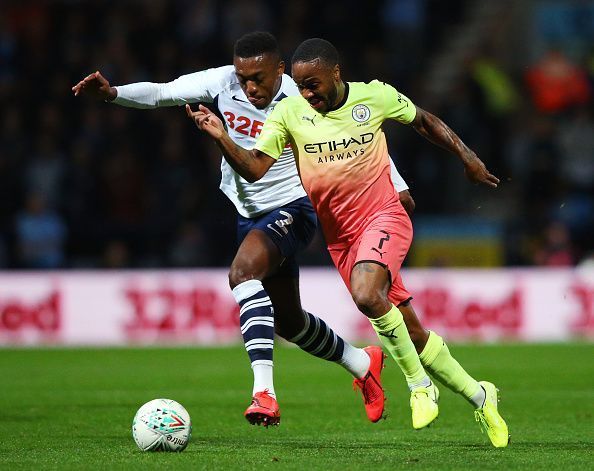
[
  {"x1": 315, "y1": 149, "x2": 365, "y2": 163},
  {"x1": 304, "y1": 132, "x2": 374, "y2": 153},
  {"x1": 303, "y1": 132, "x2": 374, "y2": 164}
]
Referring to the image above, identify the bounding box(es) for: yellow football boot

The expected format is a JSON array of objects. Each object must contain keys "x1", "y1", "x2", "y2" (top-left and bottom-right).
[
  {"x1": 474, "y1": 381, "x2": 510, "y2": 447},
  {"x1": 410, "y1": 381, "x2": 439, "y2": 429}
]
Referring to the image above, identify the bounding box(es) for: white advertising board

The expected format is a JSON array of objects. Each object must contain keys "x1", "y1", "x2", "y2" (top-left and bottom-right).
[{"x1": 0, "y1": 268, "x2": 593, "y2": 345}]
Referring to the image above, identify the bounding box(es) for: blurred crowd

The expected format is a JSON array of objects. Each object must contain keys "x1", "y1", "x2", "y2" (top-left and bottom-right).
[{"x1": 1, "y1": 0, "x2": 593, "y2": 269}]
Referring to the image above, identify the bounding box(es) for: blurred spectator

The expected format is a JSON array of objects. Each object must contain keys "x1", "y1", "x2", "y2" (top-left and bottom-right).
[
  {"x1": 533, "y1": 221, "x2": 575, "y2": 267},
  {"x1": 556, "y1": 107, "x2": 594, "y2": 192},
  {"x1": 15, "y1": 193, "x2": 67, "y2": 268},
  {"x1": 516, "y1": 116, "x2": 562, "y2": 211},
  {"x1": 525, "y1": 49, "x2": 591, "y2": 114},
  {"x1": 471, "y1": 54, "x2": 519, "y2": 119},
  {"x1": 178, "y1": 0, "x2": 217, "y2": 46},
  {"x1": 102, "y1": 240, "x2": 130, "y2": 269},
  {"x1": 221, "y1": 0, "x2": 272, "y2": 51},
  {"x1": 99, "y1": 146, "x2": 147, "y2": 228},
  {"x1": 168, "y1": 222, "x2": 210, "y2": 267},
  {"x1": 24, "y1": 133, "x2": 65, "y2": 210},
  {"x1": 550, "y1": 195, "x2": 594, "y2": 260},
  {"x1": 468, "y1": 50, "x2": 520, "y2": 174},
  {"x1": 381, "y1": 0, "x2": 427, "y2": 77}
]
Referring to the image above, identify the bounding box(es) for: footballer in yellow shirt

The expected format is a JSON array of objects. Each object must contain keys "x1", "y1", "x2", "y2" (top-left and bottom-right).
[{"x1": 187, "y1": 38, "x2": 508, "y2": 447}]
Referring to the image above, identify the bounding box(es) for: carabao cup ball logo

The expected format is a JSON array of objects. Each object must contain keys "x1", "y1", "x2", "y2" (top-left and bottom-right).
[{"x1": 352, "y1": 104, "x2": 371, "y2": 123}]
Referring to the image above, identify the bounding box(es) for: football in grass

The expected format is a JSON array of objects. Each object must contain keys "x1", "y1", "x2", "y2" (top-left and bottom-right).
[{"x1": 132, "y1": 398, "x2": 192, "y2": 451}]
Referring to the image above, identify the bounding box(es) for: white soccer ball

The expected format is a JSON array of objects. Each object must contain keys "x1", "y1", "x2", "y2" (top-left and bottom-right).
[{"x1": 132, "y1": 398, "x2": 192, "y2": 452}]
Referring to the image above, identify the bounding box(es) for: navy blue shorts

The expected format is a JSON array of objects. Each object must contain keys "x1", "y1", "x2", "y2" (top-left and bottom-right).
[{"x1": 237, "y1": 196, "x2": 317, "y2": 278}]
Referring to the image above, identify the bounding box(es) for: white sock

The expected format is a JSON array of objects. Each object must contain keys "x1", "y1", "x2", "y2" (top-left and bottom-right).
[
  {"x1": 471, "y1": 384, "x2": 487, "y2": 408},
  {"x1": 252, "y1": 360, "x2": 275, "y2": 398},
  {"x1": 408, "y1": 377, "x2": 432, "y2": 391},
  {"x1": 338, "y1": 343, "x2": 370, "y2": 379}
]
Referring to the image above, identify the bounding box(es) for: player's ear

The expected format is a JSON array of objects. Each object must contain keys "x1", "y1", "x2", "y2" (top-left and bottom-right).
[
  {"x1": 333, "y1": 64, "x2": 341, "y2": 82},
  {"x1": 278, "y1": 60, "x2": 285, "y2": 75}
]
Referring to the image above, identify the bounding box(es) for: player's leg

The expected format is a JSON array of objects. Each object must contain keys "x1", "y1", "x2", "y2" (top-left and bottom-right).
[
  {"x1": 264, "y1": 275, "x2": 369, "y2": 377},
  {"x1": 396, "y1": 300, "x2": 481, "y2": 400},
  {"x1": 264, "y1": 274, "x2": 387, "y2": 422},
  {"x1": 257, "y1": 195, "x2": 387, "y2": 422},
  {"x1": 334, "y1": 206, "x2": 437, "y2": 429},
  {"x1": 229, "y1": 227, "x2": 282, "y2": 426},
  {"x1": 348, "y1": 260, "x2": 438, "y2": 429},
  {"x1": 397, "y1": 300, "x2": 509, "y2": 447},
  {"x1": 230, "y1": 196, "x2": 321, "y2": 426}
]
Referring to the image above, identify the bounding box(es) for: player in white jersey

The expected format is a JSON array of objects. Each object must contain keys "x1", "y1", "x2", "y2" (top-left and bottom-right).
[{"x1": 72, "y1": 32, "x2": 412, "y2": 426}]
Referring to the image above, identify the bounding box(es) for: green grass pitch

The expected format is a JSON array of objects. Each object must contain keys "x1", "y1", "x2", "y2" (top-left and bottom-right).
[{"x1": 1, "y1": 343, "x2": 592, "y2": 470}]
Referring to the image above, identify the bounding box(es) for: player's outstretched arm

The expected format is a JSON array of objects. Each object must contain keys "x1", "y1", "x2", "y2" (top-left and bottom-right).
[
  {"x1": 74, "y1": 69, "x2": 214, "y2": 108},
  {"x1": 72, "y1": 71, "x2": 117, "y2": 101},
  {"x1": 410, "y1": 107, "x2": 500, "y2": 188},
  {"x1": 186, "y1": 104, "x2": 275, "y2": 183}
]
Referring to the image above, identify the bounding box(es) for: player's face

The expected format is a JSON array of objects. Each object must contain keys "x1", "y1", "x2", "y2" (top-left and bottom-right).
[
  {"x1": 234, "y1": 53, "x2": 284, "y2": 109},
  {"x1": 292, "y1": 60, "x2": 340, "y2": 113}
]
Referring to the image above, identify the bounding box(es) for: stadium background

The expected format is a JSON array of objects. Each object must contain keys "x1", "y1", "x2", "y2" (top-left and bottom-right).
[
  {"x1": 1, "y1": 0, "x2": 593, "y2": 346},
  {"x1": 2, "y1": 0, "x2": 594, "y2": 271},
  {"x1": 0, "y1": 0, "x2": 594, "y2": 344}
]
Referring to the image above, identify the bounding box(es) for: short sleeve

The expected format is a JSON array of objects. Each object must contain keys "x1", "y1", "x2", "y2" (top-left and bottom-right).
[
  {"x1": 254, "y1": 103, "x2": 290, "y2": 160},
  {"x1": 380, "y1": 81, "x2": 417, "y2": 124}
]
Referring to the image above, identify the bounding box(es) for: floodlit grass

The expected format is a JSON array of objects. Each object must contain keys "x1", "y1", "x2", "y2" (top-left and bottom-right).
[{"x1": 1, "y1": 343, "x2": 592, "y2": 469}]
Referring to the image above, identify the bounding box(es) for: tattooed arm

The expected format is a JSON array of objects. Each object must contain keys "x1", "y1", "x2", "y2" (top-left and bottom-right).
[{"x1": 186, "y1": 104, "x2": 275, "y2": 182}]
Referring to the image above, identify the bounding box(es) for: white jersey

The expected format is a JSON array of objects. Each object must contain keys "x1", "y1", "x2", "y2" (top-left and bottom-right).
[
  {"x1": 114, "y1": 65, "x2": 305, "y2": 217},
  {"x1": 113, "y1": 65, "x2": 409, "y2": 217}
]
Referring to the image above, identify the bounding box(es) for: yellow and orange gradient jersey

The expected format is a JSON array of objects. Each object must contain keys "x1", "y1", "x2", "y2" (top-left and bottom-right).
[{"x1": 255, "y1": 80, "x2": 416, "y2": 247}]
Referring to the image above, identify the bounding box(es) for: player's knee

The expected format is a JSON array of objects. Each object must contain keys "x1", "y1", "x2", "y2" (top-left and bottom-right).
[
  {"x1": 399, "y1": 190, "x2": 415, "y2": 218},
  {"x1": 228, "y1": 263, "x2": 262, "y2": 289},
  {"x1": 351, "y1": 287, "x2": 386, "y2": 318}
]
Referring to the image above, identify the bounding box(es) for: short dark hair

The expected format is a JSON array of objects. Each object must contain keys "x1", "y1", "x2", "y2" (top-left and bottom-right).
[
  {"x1": 291, "y1": 38, "x2": 339, "y2": 66},
  {"x1": 234, "y1": 31, "x2": 281, "y2": 60}
]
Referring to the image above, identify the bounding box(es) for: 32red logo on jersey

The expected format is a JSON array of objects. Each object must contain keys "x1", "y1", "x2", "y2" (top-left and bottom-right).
[{"x1": 223, "y1": 112, "x2": 263, "y2": 138}]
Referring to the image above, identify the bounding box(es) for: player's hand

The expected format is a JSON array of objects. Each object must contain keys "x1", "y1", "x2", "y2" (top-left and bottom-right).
[
  {"x1": 72, "y1": 71, "x2": 117, "y2": 101},
  {"x1": 186, "y1": 104, "x2": 225, "y2": 139},
  {"x1": 464, "y1": 155, "x2": 500, "y2": 188}
]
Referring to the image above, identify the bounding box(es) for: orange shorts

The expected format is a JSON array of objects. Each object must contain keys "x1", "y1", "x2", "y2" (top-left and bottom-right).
[{"x1": 327, "y1": 204, "x2": 413, "y2": 305}]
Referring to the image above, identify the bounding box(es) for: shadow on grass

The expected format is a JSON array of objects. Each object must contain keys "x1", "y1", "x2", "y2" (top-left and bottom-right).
[{"x1": 188, "y1": 436, "x2": 593, "y2": 453}]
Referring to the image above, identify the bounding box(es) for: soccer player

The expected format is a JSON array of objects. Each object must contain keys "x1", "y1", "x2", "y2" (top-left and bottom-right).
[
  {"x1": 187, "y1": 38, "x2": 510, "y2": 447},
  {"x1": 72, "y1": 32, "x2": 406, "y2": 427}
]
